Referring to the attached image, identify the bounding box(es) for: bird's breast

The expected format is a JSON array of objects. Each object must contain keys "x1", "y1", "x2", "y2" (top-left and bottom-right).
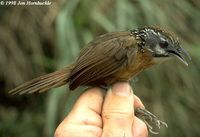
[{"x1": 112, "y1": 50, "x2": 155, "y2": 82}]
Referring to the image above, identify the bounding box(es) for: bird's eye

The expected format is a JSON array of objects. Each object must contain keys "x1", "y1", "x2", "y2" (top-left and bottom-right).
[{"x1": 160, "y1": 40, "x2": 168, "y2": 48}]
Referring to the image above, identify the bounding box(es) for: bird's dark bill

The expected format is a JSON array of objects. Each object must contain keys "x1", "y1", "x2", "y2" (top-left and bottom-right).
[{"x1": 167, "y1": 49, "x2": 190, "y2": 66}]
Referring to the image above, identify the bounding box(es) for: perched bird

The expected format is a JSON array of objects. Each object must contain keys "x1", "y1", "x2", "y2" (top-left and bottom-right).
[{"x1": 9, "y1": 26, "x2": 191, "y2": 134}]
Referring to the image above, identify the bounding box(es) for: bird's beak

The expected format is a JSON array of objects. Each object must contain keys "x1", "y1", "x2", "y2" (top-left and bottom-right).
[{"x1": 167, "y1": 46, "x2": 191, "y2": 66}]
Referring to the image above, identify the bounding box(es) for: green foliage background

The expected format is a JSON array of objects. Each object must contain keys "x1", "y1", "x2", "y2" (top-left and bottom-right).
[{"x1": 0, "y1": 0, "x2": 199, "y2": 137}]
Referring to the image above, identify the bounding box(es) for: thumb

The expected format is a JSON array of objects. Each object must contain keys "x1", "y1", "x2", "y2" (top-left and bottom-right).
[{"x1": 101, "y1": 82, "x2": 134, "y2": 137}]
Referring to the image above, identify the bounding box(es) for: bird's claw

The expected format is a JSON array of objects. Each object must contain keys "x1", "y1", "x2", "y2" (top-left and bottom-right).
[{"x1": 135, "y1": 108, "x2": 168, "y2": 134}]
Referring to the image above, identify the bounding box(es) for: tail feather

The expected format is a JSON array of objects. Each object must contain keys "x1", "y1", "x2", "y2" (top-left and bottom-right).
[{"x1": 9, "y1": 67, "x2": 71, "y2": 95}]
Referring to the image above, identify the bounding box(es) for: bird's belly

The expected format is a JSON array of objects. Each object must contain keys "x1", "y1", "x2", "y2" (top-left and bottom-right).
[{"x1": 109, "y1": 55, "x2": 154, "y2": 83}]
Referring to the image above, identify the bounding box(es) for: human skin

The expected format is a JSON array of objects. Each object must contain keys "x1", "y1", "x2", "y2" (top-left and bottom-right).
[{"x1": 54, "y1": 82, "x2": 148, "y2": 137}]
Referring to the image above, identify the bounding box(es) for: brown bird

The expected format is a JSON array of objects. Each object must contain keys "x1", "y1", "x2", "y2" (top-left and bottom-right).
[{"x1": 9, "y1": 26, "x2": 191, "y2": 134}]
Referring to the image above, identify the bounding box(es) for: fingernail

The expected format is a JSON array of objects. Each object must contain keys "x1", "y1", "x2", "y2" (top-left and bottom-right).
[{"x1": 111, "y1": 82, "x2": 131, "y2": 97}]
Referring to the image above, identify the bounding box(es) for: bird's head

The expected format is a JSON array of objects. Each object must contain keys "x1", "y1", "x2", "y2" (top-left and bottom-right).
[{"x1": 132, "y1": 27, "x2": 191, "y2": 66}]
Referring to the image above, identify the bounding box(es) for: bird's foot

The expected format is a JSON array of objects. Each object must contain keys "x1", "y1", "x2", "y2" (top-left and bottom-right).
[{"x1": 135, "y1": 108, "x2": 168, "y2": 134}]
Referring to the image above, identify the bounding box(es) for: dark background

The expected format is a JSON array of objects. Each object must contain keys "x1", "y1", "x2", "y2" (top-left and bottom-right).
[{"x1": 0, "y1": 0, "x2": 200, "y2": 137}]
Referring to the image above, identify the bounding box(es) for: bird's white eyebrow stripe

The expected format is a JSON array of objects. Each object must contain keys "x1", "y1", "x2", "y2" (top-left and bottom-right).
[
  {"x1": 160, "y1": 37, "x2": 166, "y2": 41},
  {"x1": 157, "y1": 32, "x2": 162, "y2": 37},
  {"x1": 152, "y1": 30, "x2": 158, "y2": 35},
  {"x1": 145, "y1": 28, "x2": 158, "y2": 36}
]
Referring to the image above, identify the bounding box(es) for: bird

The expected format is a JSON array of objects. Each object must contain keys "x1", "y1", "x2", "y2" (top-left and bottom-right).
[{"x1": 9, "y1": 26, "x2": 191, "y2": 134}]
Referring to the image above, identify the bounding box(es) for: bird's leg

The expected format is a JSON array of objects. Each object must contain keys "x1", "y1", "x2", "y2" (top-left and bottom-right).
[{"x1": 135, "y1": 108, "x2": 168, "y2": 134}]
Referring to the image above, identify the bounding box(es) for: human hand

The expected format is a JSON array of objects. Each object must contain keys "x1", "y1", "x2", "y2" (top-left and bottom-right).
[{"x1": 54, "y1": 82, "x2": 148, "y2": 137}]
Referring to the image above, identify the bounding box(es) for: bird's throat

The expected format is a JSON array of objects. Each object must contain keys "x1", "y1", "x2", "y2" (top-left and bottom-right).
[{"x1": 152, "y1": 57, "x2": 171, "y2": 64}]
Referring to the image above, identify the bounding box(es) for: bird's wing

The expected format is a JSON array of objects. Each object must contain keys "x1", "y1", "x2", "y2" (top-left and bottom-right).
[{"x1": 69, "y1": 31, "x2": 137, "y2": 90}]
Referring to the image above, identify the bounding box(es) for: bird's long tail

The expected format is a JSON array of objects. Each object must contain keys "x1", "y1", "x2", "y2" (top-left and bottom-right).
[{"x1": 9, "y1": 66, "x2": 72, "y2": 95}]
